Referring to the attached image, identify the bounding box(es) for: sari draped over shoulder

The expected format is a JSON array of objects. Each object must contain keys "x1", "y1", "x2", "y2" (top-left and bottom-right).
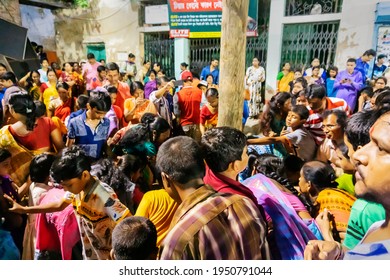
[
  {"x1": 243, "y1": 174, "x2": 317, "y2": 260},
  {"x1": 317, "y1": 188, "x2": 356, "y2": 234},
  {"x1": 0, "y1": 126, "x2": 42, "y2": 186}
]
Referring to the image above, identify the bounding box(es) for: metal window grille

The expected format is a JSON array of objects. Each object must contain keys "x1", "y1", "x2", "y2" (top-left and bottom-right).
[
  {"x1": 143, "y1": 32, "x2": 175, "y2": 78},
  {"x1": 190, "y1": 0, "x2": 270, "y2": 74},
  {"x1": 281, "y1": 21, "x2": 340, "y2": 71},
  {"x1": 285, "y1": 0, "x2": 343, "y2": 16}
]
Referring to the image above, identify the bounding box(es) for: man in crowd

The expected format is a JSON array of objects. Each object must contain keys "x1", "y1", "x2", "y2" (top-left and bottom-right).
[
  {"x1": 200, "y1": 58, "x2": 220, "y2": 85},
  {"x1": 372, "y1": 54, "x2": 387, "y2": 79},
  {"x1": 355, "y1": 49, "x2": 376, "y2": 83},
  {"x1": 157, "y1": 136, "x2": 270, "y2": 260},
  {"x1": 305, "y1": 110, "x2": 390, "y2": 260},
  {"x1": 304, "y1": 84, "x2": 350, "y2": 145},
  {"x1": 104, "y1": 62, "x2": 131, "y2": 120},
  {"x1": 334, "y1": 58, "x2": 364, "y2": 111},
  {"x1": 173, "y1": 71, "x2": 202, "y2": 142}
]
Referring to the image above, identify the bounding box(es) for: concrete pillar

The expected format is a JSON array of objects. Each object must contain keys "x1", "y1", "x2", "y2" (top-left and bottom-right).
[
  {"x1": 334, "y1": 0, "x2": 378, "y2": 69},
  {"x1": 265, "y1": 0, "x2": 285, "y2": 99},
  {"x1": 174, "y1": 38, "x2": 190, "y2": 79}
]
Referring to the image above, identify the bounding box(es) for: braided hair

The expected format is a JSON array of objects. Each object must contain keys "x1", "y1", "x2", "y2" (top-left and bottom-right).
[{"x1": 248, "y1": 152, "x2": 314, "y2": 214}]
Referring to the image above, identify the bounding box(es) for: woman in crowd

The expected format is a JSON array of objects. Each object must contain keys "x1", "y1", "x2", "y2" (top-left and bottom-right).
[
  {"x1": 298, "y1": 161, "x2": 356, "y2": 242},
  {"x1": 305, "y1": 66, "x2": 324, "y2": 86},
  {"x1": 205, "y1": 74, "x2": 218, "y2": 89},
  {"x1": 200, "y1": 88, "x2": 219, "y2": 136},
  {"x1": 136, "y1": 60, "x2": 151, "y2": 85},
  {"x1": 276, "y1": 62, "x2": 294, "y2": 93},
  {"x1": 41, "y1": 69, "x2": 59, "y2": 110},
  {"x1": 0, "y1": 93, "x2": 63, "y2": 186},
  {"x1": 47, "y1": 82, "x2": 75, "y2": 122},
  {"x1": 124, "y1": 82, "x2": 149, "y2": 125},
  {"x1": 19, "y1": 70, "x2": 43, "y2": 101},
  {"x1": 144, "y1": 70, "x2": 157, "y2": 100},
  {"x1": 259, "y1": 92, "x2": 291, "y2": 157},
  {"x1": 245, "y1": 57, "x2": 266, "y2": 117}
]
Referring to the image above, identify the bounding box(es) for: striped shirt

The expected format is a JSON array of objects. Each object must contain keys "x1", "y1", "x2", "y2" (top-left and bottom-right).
[
  {"x1": 304, "y1": 97, "x2": 350, "y2": 145},
  {"x1": 159, "y1": 185, "x2": 270, "y2": 260}
]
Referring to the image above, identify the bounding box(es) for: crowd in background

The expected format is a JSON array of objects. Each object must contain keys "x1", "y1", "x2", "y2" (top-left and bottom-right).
[{"x1": 1, "y1": 44, "x2": 390, "y2": 260}]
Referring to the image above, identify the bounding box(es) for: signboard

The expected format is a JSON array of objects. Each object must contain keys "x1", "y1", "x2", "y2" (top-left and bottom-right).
[
  {"x1": 168, "y1": 0, "x2": 258, "y2": 39},
  {"x1": 145, "y1": 5, "x2": 169, "y2": 25},
  {"x1": 377, "y1": 26, "x2": 390, "y2": 60}
]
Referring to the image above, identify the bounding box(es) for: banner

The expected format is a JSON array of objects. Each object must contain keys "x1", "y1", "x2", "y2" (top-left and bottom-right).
[
  {"x1": 377, "y1": 26, "x2": 390, "y2": 59},
  {"x1": 168, "y1": 0, "x2": 259, "y2": 39}
]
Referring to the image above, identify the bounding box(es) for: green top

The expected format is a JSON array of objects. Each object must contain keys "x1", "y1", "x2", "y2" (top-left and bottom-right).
[
  {"x1": 336, "y1": 173, "x2": 355, "y2": 196},
  {"x1": 343, "y1": 199, "x2": 386, "y2": 250},
  {"x1": 276, "y1": 71, "x2": 284, "y2": 81}
]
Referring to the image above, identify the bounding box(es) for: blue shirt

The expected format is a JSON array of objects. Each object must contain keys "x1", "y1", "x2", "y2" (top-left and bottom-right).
[
  {"x1": 372, "y1": 64, "x2": 387, "y2": 79},
  {"x1": 326, "y1": 78, "x2": 337, "y2": 98},
  {"x1": 68, "y1": 109, "x2": 85, "y2": 125},
  {"x1": 67, "y1": 111, "x2": 110, "y2": 159},
  {"x1": 200, "y1": 65, "x2": 220, "y2": 85},
  {"x1": 0, "y1": 88, "x2": 5, "y2": 104},
  {"x1": 355, "y1": 58, "x2": 369, "y2": 81}
]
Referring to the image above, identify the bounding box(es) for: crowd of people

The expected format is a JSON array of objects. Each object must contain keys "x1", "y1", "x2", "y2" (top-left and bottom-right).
[{"x1": 0, "y1": 46, "x2": 390, "y2": 260}]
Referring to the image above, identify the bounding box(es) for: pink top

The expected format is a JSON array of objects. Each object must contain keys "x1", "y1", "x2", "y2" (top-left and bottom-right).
[
  {"x1": 35, "y1": 188, "x2": 80, "y2": 260},
  {"x1": 82, "y1": 62, "x2": 101, "y2": 90}
]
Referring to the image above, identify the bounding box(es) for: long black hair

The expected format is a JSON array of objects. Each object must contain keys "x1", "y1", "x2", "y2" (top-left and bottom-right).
[
  {"x1": 249, "y1": 152, "x2": 314, "y2": 214},
  {"x1": 9, "y1": 93, "x2": 36, "y2": 131},
  {"x1": 260, "y1": 92, "x2": 290, "y2": 136}
]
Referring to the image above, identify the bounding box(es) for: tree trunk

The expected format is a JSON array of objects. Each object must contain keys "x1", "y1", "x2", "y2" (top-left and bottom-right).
[{"x1": 217, "y1": 0, "x2": 249, "y2": 129}]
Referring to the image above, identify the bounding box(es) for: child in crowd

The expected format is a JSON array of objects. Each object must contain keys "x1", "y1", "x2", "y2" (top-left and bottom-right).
[
  {"x1": 4, "y1": 146, "x2": 132, "y2": 260},
  {"x1": 67, "y1": 94, "x2": 89, "y2": 125},
  {"x1": 248, "y1": 105, "x2": 316, "y2": 162},
  {"x1": 288, "y1": 69, "x2": 303, "y2": 90},
  {"x1": 22, "y1": 153, "x2": 56, "y2": 260},
  {"x1": 66, "y1": 87, "x2": 111, "y2": 160},
  {"x1": 290, "y1": 77, "x2": 307, "y2": 105},
  {"x1": 296, "y1": 91, "x2": 308, "y2": 106},
  {"x1": 200, "y1": 88, "x2": 219, "y2": 136},
  {"x1": 111, "y1": 216, "x2": 158, "y2": 260},
  {"x1": 357, "y1": 87, "x2": 374, "y2": 111},
  {"x1": 0, "y1": 148, "x2": 25, "y2": 256},
  {"x1": 326, "y1": 66, "x2": 338, "y2": 98}
]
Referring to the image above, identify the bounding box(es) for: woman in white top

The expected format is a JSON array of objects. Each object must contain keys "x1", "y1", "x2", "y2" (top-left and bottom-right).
[{"x1": 245, "y1": 57, "x2": 265, "y2": 118}]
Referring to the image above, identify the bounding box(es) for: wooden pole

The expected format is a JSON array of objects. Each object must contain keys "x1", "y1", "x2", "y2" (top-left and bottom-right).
[{"x1": 217, "y1": 0, "x2": 249, "y2": 129}]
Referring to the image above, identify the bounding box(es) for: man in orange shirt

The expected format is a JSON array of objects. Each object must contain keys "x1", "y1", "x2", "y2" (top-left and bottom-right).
[
  {"x1": 103, "y1": 62, "x2": 131, "y2": 127},
  {"x1": 173, "y1": 72, "x2": 203, "y2": 142}
]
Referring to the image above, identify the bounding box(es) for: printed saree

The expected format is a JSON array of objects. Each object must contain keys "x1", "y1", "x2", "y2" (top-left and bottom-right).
[{"x1": 0, "y1": 126, "x2": 42, "y2": 186}]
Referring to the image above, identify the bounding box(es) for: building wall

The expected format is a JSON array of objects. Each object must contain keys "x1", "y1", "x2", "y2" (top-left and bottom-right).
[
  {"x1": 334, "y1": 0, "x2": 383, "y2": 69},
  {"x1": 20, "y1": 4, "x2": 56, "y2": 51},
  {"x1": 0, "y1": 0, "x2": 21, "y2": 25},
  {"x1": 266, "y1": 0, "x2": 390, "y2": 97},
  {"x1": 54, "y1": 0, "x2": 141, "y2": 65}
]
